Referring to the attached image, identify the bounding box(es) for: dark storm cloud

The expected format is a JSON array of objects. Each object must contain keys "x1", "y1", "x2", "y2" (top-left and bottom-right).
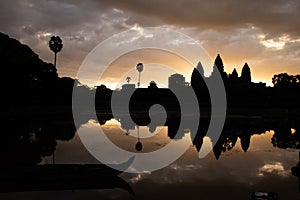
[
  {"x1": 0, "y1": 0, "x2": 99, "y2": 39},
  {"x1": 1, "y1": 0, "x2": 299, "y2": 48},
  {"x1": 99, "y1": 0, "x2": 300, "y2": 37},
  {"x1": 0, "y1": 0, "x2": 139, "y2": 77}
]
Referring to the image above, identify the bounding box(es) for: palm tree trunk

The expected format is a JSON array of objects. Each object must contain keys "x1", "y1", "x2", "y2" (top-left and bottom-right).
[
  {"x1": 137, "y1": 126, "x2": 140, "y2": 142},
  {"x1": 54, "y1": 52, "x2": 57, "y2": 68},
  {"x1": 138, "y1": 72, "x2": 141, "y2": 88}
]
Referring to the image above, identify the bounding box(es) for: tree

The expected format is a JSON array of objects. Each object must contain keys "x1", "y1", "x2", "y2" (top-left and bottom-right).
[
  {"x1": 136, "y1": 63, "x2": 144, "y2": 88},
  {"x1": 0, "y1": 32, "x2": 58, "y2": 106},
  {"x1": 49, "y1": 36, "x2": 63, "y2": 68},
  {"x1": 272, "y1": 125, "x2": 300, "y2": 149},
  {"x1": 295, "y1": 75, "x2": 300, "y2": 84},
  {"x1": 126, "y1": 76, "x2": 131, "y2": 84},
  {"x1": 272, "y1": 73, "x2": 293, "y2": 87}
]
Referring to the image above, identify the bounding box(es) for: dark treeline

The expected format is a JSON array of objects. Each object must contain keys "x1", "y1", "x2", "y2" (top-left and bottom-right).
[
  {"x1": 0, "y1": 32, "x2": 91, "y2": 110},
  {"x1": 0, "y1": 34, "x2": 136, "y2": 195},
  {"x1": 0, "y1": 32, "x2": 92, "y2": 165}
]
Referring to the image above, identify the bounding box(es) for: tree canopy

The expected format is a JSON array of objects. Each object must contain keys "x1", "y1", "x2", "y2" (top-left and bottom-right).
[{"x1": 272, "y1": 73, "x2": 300, "y2": 88}]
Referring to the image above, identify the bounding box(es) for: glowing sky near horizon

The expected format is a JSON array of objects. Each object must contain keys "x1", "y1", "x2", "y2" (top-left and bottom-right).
[{"x1": 1, "y1": 0, "x2": 300, "y2": 87}]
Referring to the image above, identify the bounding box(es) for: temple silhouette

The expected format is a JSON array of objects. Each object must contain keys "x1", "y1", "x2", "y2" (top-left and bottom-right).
[
  {"x1": 100, "y1": 53, "x2": 268, "y2": 113},
  {"x1": 93, "y1": 53, "x2": 300, "y2": 160}
]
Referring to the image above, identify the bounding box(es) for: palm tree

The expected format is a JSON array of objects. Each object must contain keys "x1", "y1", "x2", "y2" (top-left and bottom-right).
[
  {"x1": 136, "y1": 63, "x2": 144, "y2": 88},
  {"x1": 49, "y1": 36, "x2": 63, "y2": 68},
  {"x1": 126, "y1": 76, "x2": 131, "y2": 84}
]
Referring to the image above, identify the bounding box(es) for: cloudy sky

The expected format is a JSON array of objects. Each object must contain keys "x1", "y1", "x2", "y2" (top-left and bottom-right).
[{"x1": 1, "y1": 0, "x2": 300, "y2": 87}]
